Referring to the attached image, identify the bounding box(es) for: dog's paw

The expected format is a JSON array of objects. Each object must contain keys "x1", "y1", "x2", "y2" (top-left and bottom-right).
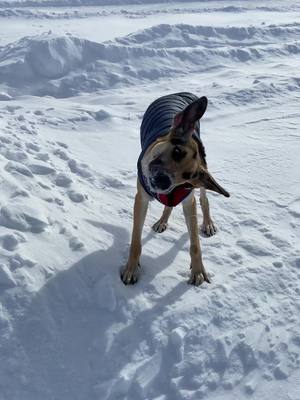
[
  {"x1": 120, "y1": 264, "x2": 140, "y2": 285},
  {"x1": 188, "y1": 269, "x2": 211, "y2": 286},
  {"x1": 152, "y1": 220, "x2": 168, "y2": 233},
  {"x1": 201, "y1": 220, "x2": 217, "y2": 237}
]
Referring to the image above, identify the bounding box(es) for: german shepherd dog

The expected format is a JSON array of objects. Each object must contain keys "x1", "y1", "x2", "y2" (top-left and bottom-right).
[{"x1": 121, "y1": 93, "x2": 230, "y2": 286}]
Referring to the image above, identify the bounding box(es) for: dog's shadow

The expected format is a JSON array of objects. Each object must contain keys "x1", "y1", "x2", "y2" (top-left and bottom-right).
[{"x1": 15, "y1": 222, "x2": 190, "y2": 400}]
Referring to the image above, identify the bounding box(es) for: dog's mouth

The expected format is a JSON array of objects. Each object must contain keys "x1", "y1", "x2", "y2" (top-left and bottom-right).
[
  {"x1": 149, "y1": 176, "x2": 194, "y2": 194},
  {"x1": 149, "y1": 173, "x2": 173, "y2": 193}
]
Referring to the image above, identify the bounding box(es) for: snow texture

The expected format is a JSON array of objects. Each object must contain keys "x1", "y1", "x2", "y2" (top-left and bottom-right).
[{"x1": 0, "y1": 1, "x2": 299, "y2": 400}]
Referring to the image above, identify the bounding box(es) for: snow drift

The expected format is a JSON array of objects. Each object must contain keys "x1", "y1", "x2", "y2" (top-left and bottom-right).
[
  {"x1": 0, "y1": 23, "x2": 299, "y2": 97},
  {"x1": 1, "y1": 0, "x2": 231, "y2": 6}
]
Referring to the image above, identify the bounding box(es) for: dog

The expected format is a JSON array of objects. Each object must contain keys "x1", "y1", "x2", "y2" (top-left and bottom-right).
[{"x1": 121, "y1": 92, "x2": 230, "y2": 286}]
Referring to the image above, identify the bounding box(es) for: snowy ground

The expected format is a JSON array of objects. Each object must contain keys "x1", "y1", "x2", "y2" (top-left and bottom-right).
[{"x1": 0, "y1": 1, "x2": 299, "y2": 399}]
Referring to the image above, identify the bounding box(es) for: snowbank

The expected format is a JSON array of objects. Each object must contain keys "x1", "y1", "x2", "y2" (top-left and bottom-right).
[
  {"x1": 1, "y1": 0, "x2": 224, "y2": 7},
  {"x1": 0, "y1": 4, "x2": 290, "y2": 19},
  {"x1": 0, "y1": 23, "x2": 299, "y2": 98}
]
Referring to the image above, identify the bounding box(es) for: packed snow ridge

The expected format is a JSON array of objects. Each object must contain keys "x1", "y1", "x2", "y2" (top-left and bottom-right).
[
  {"x1": 0, "y1": 23, "x2": 299, "y2": 98},
  {"x1": 0, "y1": 0, "x2": 220, "y2": 7},
  {"x1": 0, "y1": 4, "x2": 295, "y2": 19}
]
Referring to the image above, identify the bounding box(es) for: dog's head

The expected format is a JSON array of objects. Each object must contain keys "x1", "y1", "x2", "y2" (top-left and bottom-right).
[{"x1": 141, "y1": 96, "x2": 230, "y2": 197}]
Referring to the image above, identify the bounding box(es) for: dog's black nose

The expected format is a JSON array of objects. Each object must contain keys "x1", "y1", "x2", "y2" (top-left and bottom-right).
[{"x1": 152, "y1": 173, "x2": 171, "y2": 191}]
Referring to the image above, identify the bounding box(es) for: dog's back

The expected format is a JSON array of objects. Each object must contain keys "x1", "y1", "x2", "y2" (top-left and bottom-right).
[{"x1": 140, "y1": 92, "x2": 200, "y2": 153}]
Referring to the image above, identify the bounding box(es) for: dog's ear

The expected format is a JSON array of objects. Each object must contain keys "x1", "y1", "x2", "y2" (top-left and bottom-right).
[
  {"x1": 182, "y1": 96, "x2": 208, "y2": 125},
  {"x1": 196, "y1": 168, "x2": 230, "y2": 197},
  {"x1": 172, "y1": 96, "x2": 208, "y2": 138}
]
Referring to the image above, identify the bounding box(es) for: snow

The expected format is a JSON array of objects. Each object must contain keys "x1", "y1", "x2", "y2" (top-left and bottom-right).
[
  {"x1": 0, "y1": 1, "x2": 299, "y2": 399},
  {"x1": 1, "y1": 22, "x2": 299, "y2": 99}
]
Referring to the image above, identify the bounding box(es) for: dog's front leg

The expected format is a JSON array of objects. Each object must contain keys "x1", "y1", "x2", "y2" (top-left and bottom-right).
[
  {"x1": 200, "y1": 187, "x2": 216, "y2": 236},
  {"x1": 121, "y1": 182, "x2": 149, "y2": 285},
  {"x1": 152, "y1": 206, "x2": 173, "y2": 233},
  {"x1": 182, "y1": 194, "x2": 210, "y2": 285}
]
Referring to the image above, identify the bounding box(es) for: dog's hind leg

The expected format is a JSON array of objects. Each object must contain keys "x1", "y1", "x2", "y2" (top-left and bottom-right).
[
  {"x1": 200, "y1": 187, "x2": 217, "y2": 237},
  {"x1": 182, "y1": 193, "x2": 210, "y2": 285},
  {"x1": 121, "y1": 181, "x2": 149, "y2": 285},
  {"x1": 152, "y1": 206, "x2": 173, "y2": 233}
]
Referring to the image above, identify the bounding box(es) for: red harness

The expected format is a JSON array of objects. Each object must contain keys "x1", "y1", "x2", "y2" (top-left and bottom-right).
[{"x1": 155, "y1": 184, "x2": 193, "y2": 207}]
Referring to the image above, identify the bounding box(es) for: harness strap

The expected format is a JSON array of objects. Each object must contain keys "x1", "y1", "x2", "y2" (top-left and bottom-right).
[{"x1": 156, "y1": 184, "x2": 193, "y2": 207}]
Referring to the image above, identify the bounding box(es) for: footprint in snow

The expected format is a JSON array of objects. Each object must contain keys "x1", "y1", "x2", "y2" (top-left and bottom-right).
[
  {"x1": 56, "y1": 141, "x2": 68, "y2": 149},
  {"x1": 25, "y1": 142, "x2": 40, "y2": 152},
  {"x1": 0, "y1": 232, "x2": 26, "y2": 251},
  {"x1": 28, "y1": 162, "x2": 55, "y2": 175},
  {"x1": 229, "y1": 252, "x2": 243, "y2": 263},
  {"x1": 55, "y1": 173, "x2": 73, "y2": 188},
  {"x1": 11, "y1": 189, "x2": 30, "y2": 198},
  {"x1": 5, "y1": 105, "x2": 22, "y2": 114},
  {"x1": 262, "y1": 231, "x2": 290, "y2": 249},
  {"x1": 102, "y1": 176, "x2": 125, "y2": 189},
  {"x1": 68, "y1": 190, "x2": 86, "y2": 203},
  {"x1": 9, "y1": 253, "x2": 35, "y2": 270},
  {"x1": 69, "y1": 236, "x2": 85, "y2": 251},
  {"x1": 68, "y1": 159, "x2": 93, "y2": 179},
  {"x1": 55, "y1": 198, "x2": 64, "y2": 206},
  {"x1": 33, "y1": 109, "x2": 45, "y2": 116},
  {"x1": 4, "y1": 149, "x2": 28, "y2": 162},
  {"x1": 34, "y1": 153, "x2": 50, "y2": 162},
  {"x1": 53, "y1": 148, "x2": 69, "y2": 160},
  {"x1": 20, "y1": 124, "x2": 37, "y2": 135},
  {"x1": 0, "y1": 136, "x2": 12, "y2": 145},
  {"x1": 16, "y1": 114, "x2": 26, "y2": 122},
  {"x1": 5, "y1": 161, "x2": 34, "y2": 177},
  {"x1": 273, "y1": 364, "x2": 289, "y2": 380}
]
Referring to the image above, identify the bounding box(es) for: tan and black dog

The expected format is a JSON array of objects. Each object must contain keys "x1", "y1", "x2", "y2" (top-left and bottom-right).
[{"x1": 121, "y1": 92, "x2": 229, "y2": 286}]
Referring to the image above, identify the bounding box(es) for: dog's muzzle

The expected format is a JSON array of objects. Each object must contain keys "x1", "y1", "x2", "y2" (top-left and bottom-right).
[
  {"x1": 149, "y1": 159, "x2": 172, "y2": 191},
  {"x1": 150, "y1": 173, "x2": 171, "y2": 191}
]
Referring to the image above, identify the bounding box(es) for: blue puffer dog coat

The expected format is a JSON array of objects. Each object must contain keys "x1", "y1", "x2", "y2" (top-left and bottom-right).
[{"x1": 137, "y1": 92, "x2": 202, "y2": 207}]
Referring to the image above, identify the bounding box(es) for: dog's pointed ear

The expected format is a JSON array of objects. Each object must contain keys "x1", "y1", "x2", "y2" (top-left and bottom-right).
[
  {"x1": 183, "y1": 96, "x2": 208, "y2": 125},
  {"x1": 172, "y1": 96, "x2": 208, "y2": 138},
  {"x1": 173, "y1": 111, "x2": 184, "y2": 128},
  {"x1": 197, "y1": 168, "x2": 230, "y2": 197}
]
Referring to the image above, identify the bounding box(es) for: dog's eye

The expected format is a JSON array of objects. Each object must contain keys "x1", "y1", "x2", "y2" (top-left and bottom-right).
[
  {"x1": 172, "y1": 146, "x2": 186, "y2": 162},
  {"x1": 182, "y1": 172, "x2": 191, "y2": 180}
]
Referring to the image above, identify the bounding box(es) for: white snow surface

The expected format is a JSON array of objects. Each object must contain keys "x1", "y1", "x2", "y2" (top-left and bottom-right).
[{"x1": 0, "y1": 1, "x2": 299, "y2": 400}]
